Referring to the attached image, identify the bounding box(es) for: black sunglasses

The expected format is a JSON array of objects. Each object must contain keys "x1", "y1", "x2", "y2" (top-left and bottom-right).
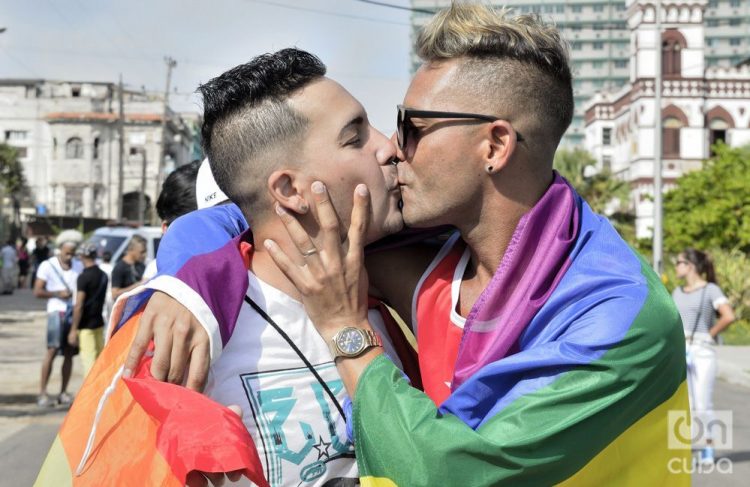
[{"x1": 396, "y1": 104, "x2": 524, "y2": 152}]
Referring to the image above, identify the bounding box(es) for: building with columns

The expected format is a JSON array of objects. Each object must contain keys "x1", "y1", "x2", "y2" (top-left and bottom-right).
[
  {"x1": 584, "y1": 0, "x2": 750, "y2": 238},
  {"x1": 0, "y1": 79, "x2": 200, "y2": 222}
]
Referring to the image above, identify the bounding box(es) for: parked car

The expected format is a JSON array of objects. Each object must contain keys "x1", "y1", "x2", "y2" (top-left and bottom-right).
[{"x1": 83, "y1": 226, "x2": 162, "y2": 265}]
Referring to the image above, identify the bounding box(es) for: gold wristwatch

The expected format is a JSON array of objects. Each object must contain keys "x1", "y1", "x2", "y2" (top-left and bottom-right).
[{"x1": 328, "y1": 327, "x2": 382, "y2": 360}]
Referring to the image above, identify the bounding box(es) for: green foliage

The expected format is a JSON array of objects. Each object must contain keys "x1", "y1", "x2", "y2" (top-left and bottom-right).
[
  {"x1": 0, "y1": 143, "x2": 27, "y2": 195},
  {"x1": 662, "y1": 247, "x2": 750, "y2": 345},
  {"x1": 663, "y1": 143, "x2": 750, "y2": 254}
]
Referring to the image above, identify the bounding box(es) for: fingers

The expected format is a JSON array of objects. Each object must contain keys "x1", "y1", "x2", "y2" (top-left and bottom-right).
[
  {"x1": 346, "y1": 184, "x2": 370, "y2": 269},
  {"x1": 185, "y1": 471, "x2": 208, "y2": 487},
  {"x1": 274, "y1": 204, "x2": 323, "y2": 266},
  {"x1": 123, "y1": 311, "x2": 155, "y2": 377},
  {"x1": 226, "y1": 470, "x2": 243, "y2": 482},
  {"x1": 150, "y1": 316, "x2": 173, "y2": 381},
  {"x1": 311, "y1": 181, "x2": 342, "y2": 259},
  {"x1": 264, "y1": 239, "x2": 308, "y2": 290},
  {"x1": 167, "y1": 319, "x2": 191, "y2": 384},
  {"x1": 185, "y1": 341, "x2": 210, "y2": 392}
]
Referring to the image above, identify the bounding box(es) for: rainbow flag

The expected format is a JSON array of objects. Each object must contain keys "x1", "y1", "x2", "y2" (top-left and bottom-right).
[
  {"x1": 35, "y1": 311, "x2": 269, "y2": 487},
  {"x1": 351, "y1": 176, "x2": 690, "y2": 485}
]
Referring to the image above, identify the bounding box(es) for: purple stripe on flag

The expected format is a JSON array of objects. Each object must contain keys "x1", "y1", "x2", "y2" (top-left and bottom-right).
[
  {"x1": 173, "y1": 232, "x2": 251, "y2": 345},
  {"x1": 453, "y1": 173, "x2": 580, "y2": 389}
]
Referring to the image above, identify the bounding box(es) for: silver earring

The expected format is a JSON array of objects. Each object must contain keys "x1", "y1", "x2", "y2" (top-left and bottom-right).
[{"x1": 486, "y1": 165, "x2": 493, "y2": 174}]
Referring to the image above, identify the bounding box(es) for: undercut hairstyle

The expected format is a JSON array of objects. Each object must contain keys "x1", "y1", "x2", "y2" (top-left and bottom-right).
[
  {"x1": 155, "y1": 159, "x2": 200, "y2": 226},
  {"x1": 198, "y1": 48, "x2": 327, "y2": 221},
  {"x1": 416, "y1": 2, "x2": 574, "y2": 144}
]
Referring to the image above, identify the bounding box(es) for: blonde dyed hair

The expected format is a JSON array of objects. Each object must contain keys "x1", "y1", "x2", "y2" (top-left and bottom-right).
[{"x1": 416, "y1": 2, "x2": 574, "y2": 142}]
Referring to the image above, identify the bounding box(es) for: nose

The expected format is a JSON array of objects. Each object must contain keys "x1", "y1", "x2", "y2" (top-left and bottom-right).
[
  {"x1": 374, "y1": 129, "x2": 398, "y2": 166},
  {"x1": 389, "y1": 132, "x2": 406, "y2": 164}
]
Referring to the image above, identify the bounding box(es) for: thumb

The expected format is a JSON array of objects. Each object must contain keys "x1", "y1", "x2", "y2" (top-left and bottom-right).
[{"x1": 227, "y1": 404, "x2": 243, "y2": 419}]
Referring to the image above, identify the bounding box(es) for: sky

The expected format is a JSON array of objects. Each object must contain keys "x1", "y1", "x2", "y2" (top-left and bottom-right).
[{"x1": 0, "y1": 0, "x2": 417, "y2": 133}]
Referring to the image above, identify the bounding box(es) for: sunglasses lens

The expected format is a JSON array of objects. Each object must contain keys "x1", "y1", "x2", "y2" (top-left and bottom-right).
[{"x1": 396, "y1": 109, "x2": 405, "y2": 150}]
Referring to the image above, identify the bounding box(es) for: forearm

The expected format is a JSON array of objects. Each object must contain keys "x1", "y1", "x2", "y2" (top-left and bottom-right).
[
  {"x1": 710, "y1": 317, "x2": 734, "y2": 337},
  {"x1": 71, "y1": 304, "x2": 83, "y2": 331}
]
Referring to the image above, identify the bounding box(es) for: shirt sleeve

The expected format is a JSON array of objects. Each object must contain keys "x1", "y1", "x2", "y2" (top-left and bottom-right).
[
  {"x1": 707, "y1": 283, "x2": 728, "y2": 310},
  {"x1": 110, "y1": 264, "x2": 126, "y2": 289},
  {"x1": 36, "y1": 260, "x2": 51, "y2": 284}
]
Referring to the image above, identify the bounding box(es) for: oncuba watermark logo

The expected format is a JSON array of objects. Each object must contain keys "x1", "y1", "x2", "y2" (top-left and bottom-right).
[{"x1": 667, "y1": 410, "x2": 733, "y2": 475}]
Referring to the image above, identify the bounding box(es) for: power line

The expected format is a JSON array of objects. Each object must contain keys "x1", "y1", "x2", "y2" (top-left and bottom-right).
[
  {"x1": 352, "y1": 0, "x2": 436, "y2": 15},
  {"x1": 244, "y1": 0, "x2": 411, "y2": 27}
]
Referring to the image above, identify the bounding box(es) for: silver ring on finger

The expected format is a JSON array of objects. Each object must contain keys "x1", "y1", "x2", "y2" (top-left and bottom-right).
[{"x1": 301, "y1": 248, "x2": 318, "y2": 257}]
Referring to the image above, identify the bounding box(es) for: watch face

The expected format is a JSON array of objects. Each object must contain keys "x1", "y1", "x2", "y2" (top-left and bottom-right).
[{"x1": 336, "y1": 328, "x2": 365, "y2": 356}]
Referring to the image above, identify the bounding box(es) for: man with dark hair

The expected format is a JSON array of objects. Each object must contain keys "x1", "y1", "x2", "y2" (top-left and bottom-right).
[
  {"x1": 39, "y1": 48, "x2": 415, "y2": 487},
  {"x1": 68, "y1": 243, "x2": 108, "y2": 375},
  {"x1": 110, "y1": 235, "x2": 146, "y2": 301},
  {"x1": 155, "y1": 159, "x2": 201, "y2": 230}
]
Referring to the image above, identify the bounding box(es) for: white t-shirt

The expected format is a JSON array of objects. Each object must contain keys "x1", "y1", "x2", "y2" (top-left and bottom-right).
[
  {"x1": 204, "y1": 271, "x2": 404, "y2": 487},
  {"x1": 36, "y1": 257, "x2": 83, "y2": 313}
]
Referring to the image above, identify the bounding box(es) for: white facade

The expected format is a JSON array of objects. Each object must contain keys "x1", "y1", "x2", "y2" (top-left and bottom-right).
[
  {"x1": 0, "y1": 79, "x2": 200, "y2": 221},
  {"x1": 585, "y1": 0, "x2": 750, "y2": 238}
]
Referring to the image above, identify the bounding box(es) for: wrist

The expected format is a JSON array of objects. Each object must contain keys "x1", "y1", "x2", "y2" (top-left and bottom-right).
[{"x1": 320, "y1": 318, "x2": 372, "y2": 342}]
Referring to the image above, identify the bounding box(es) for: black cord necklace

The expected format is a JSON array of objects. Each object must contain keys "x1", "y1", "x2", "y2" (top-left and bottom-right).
[{"x1": 243, "y1": 295, "x2": 346, "y2": 418}]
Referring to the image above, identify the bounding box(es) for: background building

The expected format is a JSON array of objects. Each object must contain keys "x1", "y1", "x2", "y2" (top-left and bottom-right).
[
  {"x1": 0, "y1": 79, "x2": 200, "y2": 222},
  {"x1": 585, "y1": 0, "x2": 750, "y2": 238},
  {"x1": 410, "y1": 0, "x2": 750, "y2": 147}
]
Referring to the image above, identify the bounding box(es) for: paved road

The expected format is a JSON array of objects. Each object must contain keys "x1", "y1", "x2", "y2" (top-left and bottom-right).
[{"x1": 1, "y1": 288, "x2": 748, "y2": 486}]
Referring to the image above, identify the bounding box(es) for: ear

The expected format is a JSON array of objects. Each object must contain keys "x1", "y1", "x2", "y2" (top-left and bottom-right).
[
  {"x1": 267, "y1": 169, "x2": 310, "y2": 215},
  {"x1": 482, "y1": 120, "x2": 518, "y2": 175}
]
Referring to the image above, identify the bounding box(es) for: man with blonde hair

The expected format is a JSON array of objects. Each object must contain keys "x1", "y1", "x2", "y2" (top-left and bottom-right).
[{"x1": 119, "y1": 3, "x2": 689, "y2": 484}]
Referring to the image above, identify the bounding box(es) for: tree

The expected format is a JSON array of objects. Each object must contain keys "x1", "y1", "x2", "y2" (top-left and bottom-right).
[
  {"x1": 663, "y1": 143, "x2": 750, "y2": 254},
  {"x1": 0, "y1": 143, "x2": 29, "y2": 239}
]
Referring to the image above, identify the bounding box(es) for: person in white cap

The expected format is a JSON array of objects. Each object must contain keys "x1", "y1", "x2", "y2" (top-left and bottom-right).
[{"x1": 195, "y1": 158, "x2": 230, "y2": 210}]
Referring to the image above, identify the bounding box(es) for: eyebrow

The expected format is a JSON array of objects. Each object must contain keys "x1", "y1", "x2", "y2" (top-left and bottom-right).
[{"x1": 338, "y1": 115, "x2": 364, "y2": 140}]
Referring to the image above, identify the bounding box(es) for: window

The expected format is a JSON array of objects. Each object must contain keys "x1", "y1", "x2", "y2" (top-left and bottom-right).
[
  {"x1": 593, "y1": 61, "x2": 604, "y2": 69},
  {"x1": 663, "y1": 117, "x2": 683, "y2": 158},
  {"x1": 729, "y1": 19, "x2": 741, "y2": 26},
  {"x1": 602, "y1": 127, "x2": 612, "y2": 146},
  {"x1": 729, "y1": 38, "x2": 741, "y2": 46},
  {"x1": 65, "y1": 137, "x2": 84, "y2": 159},
  {"x1": 71, "y1": 85, "x2": 81, "y2": 97},
  {"x1": 556, "y1": 5, "x2": 565, "y2": 13},
  {"x1": 706, "y1": 19, "x2": 719, "y2": 27},
  {"x1": 593, "y1": 5, "x2": 604, "y2": 12},
  {"x1": 65, "y1": 186, "x2": 84, "y2": 216},
  {"x1": 706, "y1": 38, "x2": 718, "y2": 47},
  {"x1": 730, "y1": 0, "x2": 741, "y2": 7},
  {"x1": 615, "y1": 60, "x2": 628, "y2": 68},
  {"x1": 708, "y1": 0, "x2": 718, "y2": 8},
  {"x1": 93, "y1": 137, "x2": 100, "y2": 159},
  {"x1": 602, "y1": 156, "x2": 612, "y2": 171},
  {"x1": 4, "y1": 130, "x2": 28, "y2": 141},
  {"x1": 572, "y1": 42, "x2": 583, "y2": 50},
  {"x1": 661, "y1": 31, "x2": 687, "y2": 76},
  {"x1": 572, "y1": 5, "x2": 582, "y2": 13},
  {"x1": 593, "y1": 42, "x2": 604, "y2": 50}
]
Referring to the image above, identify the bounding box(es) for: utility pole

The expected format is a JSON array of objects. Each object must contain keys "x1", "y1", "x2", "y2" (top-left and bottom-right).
[
  {"x1": 653, "y1": 0, "x2": 663, "y2": 275},
  {"x1": 137, "y1": 149, "x2": 147, "y2": 225},
  {"x1": 117, "y1": 74, "x2": 125, "y2": 222},
  {"x1": 157, "y1": 56, "x2": 177, "y2": 202}
]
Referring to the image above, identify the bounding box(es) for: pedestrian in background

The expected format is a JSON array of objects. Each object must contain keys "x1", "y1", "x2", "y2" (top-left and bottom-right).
[
  {"x1": 673, "y1": 248, "x2": 736, "y2": 465},
  {"x1": 67, "y1": 243, "x2": 108, "y2": 376},
  {"x1": 33, "y1": 231, "x2": 83, "y2": 407},
  {"x1": 17, "y1": 238, "x2": 30, "y2": 289},
  {"x1": 1, "y1": 239, "x2": 18, "y2": 294},
  {"x1": 110, "y1": 235, "x2": 147, "y2": 301},
  {"x1": 30, "y1": 236, "x2": 51, "y2": 289}
]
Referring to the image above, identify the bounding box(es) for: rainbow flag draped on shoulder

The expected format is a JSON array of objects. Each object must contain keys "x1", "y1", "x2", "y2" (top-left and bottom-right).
[{"x1": 352, "y1": 174, "x2": 690, "y2": 486}]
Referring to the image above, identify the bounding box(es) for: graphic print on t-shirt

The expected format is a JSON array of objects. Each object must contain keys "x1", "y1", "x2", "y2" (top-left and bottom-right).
[{"x1": 240, "y1": 363, "x2": 354, "y2": 487}]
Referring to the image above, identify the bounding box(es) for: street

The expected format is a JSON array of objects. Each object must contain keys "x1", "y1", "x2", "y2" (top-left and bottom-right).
[{"x1": 1, "y1": 287, "x2": 749, "y2": 486}]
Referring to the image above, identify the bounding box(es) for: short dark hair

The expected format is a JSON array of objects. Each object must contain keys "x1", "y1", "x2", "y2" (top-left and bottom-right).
[
  {"x1": 155, "y1": 159, "x2": 200, "y2": 225},
  {"x1": 127, "y1": 235, "x2": 146, "y2": 252},
  {"x1": 198, "y1": 48, "x2": 327, "y2": 221}
]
